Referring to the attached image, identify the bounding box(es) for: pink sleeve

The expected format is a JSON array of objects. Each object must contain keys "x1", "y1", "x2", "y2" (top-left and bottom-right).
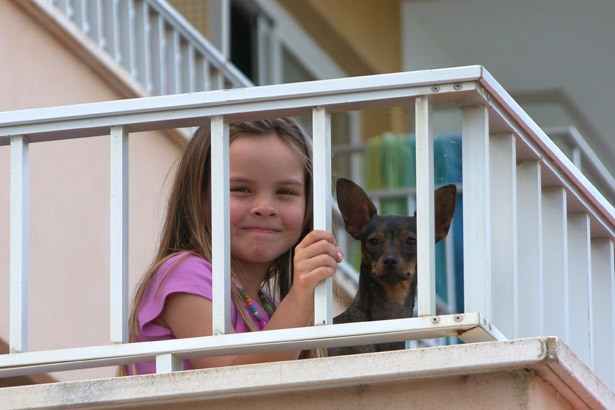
[{"x1": 137, "y1": 252, "x2": 214, "y2": 339}]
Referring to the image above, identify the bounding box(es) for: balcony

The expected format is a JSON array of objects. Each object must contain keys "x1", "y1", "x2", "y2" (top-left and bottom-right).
[{"x1": 0, "y1": 66, "x2": 614, "y2": 408}]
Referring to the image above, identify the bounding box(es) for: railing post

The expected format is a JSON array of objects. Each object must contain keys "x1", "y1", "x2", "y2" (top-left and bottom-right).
[
  {"x1": 9, "y1": 135, "x2": 29, "y2": 353},
  {"x1": 489, "y1": 133, "x2": 517, "y2": 338},
  {"x1": 118, "y1": 0, "x2": 136, "y2": 77},
  {"x1": 516, "y1": 160, "x2": 543, "y2": 338},
  {"x1": 166, "y1": 30, "x2": 181, "y2": 94},
  {"x1": 567, "y1": 213, "x2": 592, "y2": 366},
  {"x1": 590, "y1": 238, "x2": 615, "y2": 388},
  {"x1": 134, "y1": 0, "x2": 153, "y2": 93},
  {"x1": 462, "y1": 106, "x2": 491, "y2": 319},
  {"x1": 541, "y1": 187, "x2": 568, "y2": 339},
  {"x1": 151, "y1": 14, "x2": 166, "y2": 95},
  {"x1": 209, "y1": 0, "x2": 230, "y2": 59},
  {"x1": 415, "y1": 96, "x2": 436, "y2": 317},
  {"x1": 312, "y1": 107, "x2": 333, "y2": 325},
  {"x1": 211, "y1": 116, "x2": 232, "y2": 335},
  {"x1": 156, "y1": 353, "x2": 183, "y2": 373},
  {"x1": 110, "y1": 125, "x2": 129, "y2": 344}
]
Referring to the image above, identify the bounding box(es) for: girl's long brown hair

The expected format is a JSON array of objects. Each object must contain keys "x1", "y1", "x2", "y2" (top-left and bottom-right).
[{"x1": 121, "y1": 118, "x2": 318, "y2": 375}]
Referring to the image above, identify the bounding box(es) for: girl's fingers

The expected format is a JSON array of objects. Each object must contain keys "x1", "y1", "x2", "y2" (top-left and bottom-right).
[
  {"x1": 295, "y1": 253, "x2": 338, "y2": 278},
  {"x1": 295, "y1": 230, "x2": 336, "y2": 250},
  {"x1": 335, "y1": 249, "x2": 344, "y2": 263},
  {"x1": 295, "y1": 231, "x2": 340, "y2": 260}
]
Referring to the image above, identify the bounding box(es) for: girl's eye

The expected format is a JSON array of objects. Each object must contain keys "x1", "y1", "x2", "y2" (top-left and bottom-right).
[
  {"x1": 230, "y1": 186, "x2": 250, "y2": 193},
  {"x1": 367, "y1": 238, "x2": 379, "y2": 247},
  {"x1": 406, "y1": 237, "x2": 417, "y2": 246},
  {"x1": 277, "y1": 188, "x2": 297, "y2": 196}
]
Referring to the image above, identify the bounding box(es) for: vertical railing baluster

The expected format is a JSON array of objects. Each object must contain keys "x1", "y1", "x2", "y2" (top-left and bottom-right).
[
  {"x1": 461, "y1": 106, "x2": 491, "y2": 319},
  {"x1": 444, "y1": 226, "x2": 456, "y2": 312},
  {"x1": 156, "y1": 353, "x2": 182, "y2": 373},
  {"x1": 150, "y1": 14, "x2": 166, "y2": 95},
  {"x1": 182, "y1": 43, "x2": 195, "y2": 93},
  {"x1": 119, "y1": 0, "x2": 135, "y2": 76},
  {"x1": 110, "y1": 126, "x2": 129, "y2": 344},
  {"x1": 166, "y1": 30, "x2": 181, "y2": 94},
  {"x1": 212, "y1": 68, "x2": 224, "y2": 91},
  {"x1": 211, "y1": 116, "x2": 231, "y2": 335},
  {"x1": 198, "y1": 54, "x2": 208, "y2": 92},
  {"x1": 256, "y1": 16, "x2": 270, "y2": 86},
  {"x1": 590, "y1": 238, "x2": 614, "y2": 388},
  {"x1": 86, "y1": 0, "x2": 103, "y2": 48},
  {"x1": 134, "y1": 0, "x2": 152, "y2": 93},
  {"x1": 541, "y1": 187, "x2": 568, "y2": 339},
  {"x1": 312, "y1": 107, "x2": 333, "y2": 325},
  {"x1": 10, "y1": 136, "x2": 30, "y2": 353},
  {"x1": 415, "y1": 96, "x2": 436, "y2": 317},
  {"x1": 73, "y1": 0, "x2": 87, "y2": 35},
  {"x1": 103, "y1": 0, "x2": 118, "y2": 60},
  {"x1": 567, "y1": 213, "x2": 592, "y2": 366},
  {"x1": 58, "y1": 0, "x2": 72, "y2": 17},
  {"x1": 489, "y1": 133, "x2": 517, "y2": 338},
  {"x1": 209, "y1": 0, "x2": 230, "y2": 59},
  {"x1": 270, "y1": 28, "x2": 282, "y2": 85},
  {"x1": 516, "y1": 160, "x2": 543, "y2": 338}
]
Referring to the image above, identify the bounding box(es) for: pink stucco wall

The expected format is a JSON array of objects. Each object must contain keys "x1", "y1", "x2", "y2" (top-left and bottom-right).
[{"x1": 0, "y1": 0, "x2": 184, "y2": 381}]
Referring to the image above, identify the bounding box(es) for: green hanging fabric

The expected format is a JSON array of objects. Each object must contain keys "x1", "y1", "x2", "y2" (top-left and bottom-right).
[
  {"x1": 365, "y1": 136, "x2": 383, "y2": 190},
  {"x1": 381, "y1": 133, "x2": 405, "y2": 215},
  {"x1": 402, "y1": 134, "x2": 416, "y2": 188}
]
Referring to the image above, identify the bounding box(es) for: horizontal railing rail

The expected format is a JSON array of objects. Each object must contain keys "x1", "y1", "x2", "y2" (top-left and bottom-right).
[
  {"x1": 1, "y1": 66, "x2": 613, "y2": 389},
  {"x1": 546, "y1": 126, "x2": 615, "y2": 204}
]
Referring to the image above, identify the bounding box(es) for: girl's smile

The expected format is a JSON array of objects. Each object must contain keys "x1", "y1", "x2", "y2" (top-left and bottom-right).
[{"x1": 229, "y1": 133, "x2": 307, "y2": 277}]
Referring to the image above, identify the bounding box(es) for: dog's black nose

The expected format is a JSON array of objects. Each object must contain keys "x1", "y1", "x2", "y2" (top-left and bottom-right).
[{"x1": 383, "y1": 256, "x2": 398, "y2": 266}]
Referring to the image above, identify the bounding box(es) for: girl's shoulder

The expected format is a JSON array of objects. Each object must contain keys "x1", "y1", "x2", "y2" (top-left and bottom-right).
[
  {"x1": 152, "y1": 251, "x2": 213, "y2": 291},
  {"x1": 160, "y1": 251, "x2": 212, "y2": 272},
  {"x1": 137, "y1": 252, "x2": 214, "y2": 347}
]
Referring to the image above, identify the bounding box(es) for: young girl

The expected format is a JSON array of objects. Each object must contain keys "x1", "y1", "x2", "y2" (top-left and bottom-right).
[{"x1": 124, "y1": 117, "x2": 342, "y2": 374}]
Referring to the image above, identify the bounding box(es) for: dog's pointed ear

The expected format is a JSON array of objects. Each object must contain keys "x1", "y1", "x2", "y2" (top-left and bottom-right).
[
  {"x1": 434, "y1": 184, "x2": 457, "y2": 243},
  {"x1": 336, "y1": 178, "x2": 377, "y2": 240}
]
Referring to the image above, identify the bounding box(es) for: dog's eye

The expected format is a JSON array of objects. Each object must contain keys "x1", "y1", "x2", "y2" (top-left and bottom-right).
[
  {"x1": 406, "y1": 237, "x2": 417, "y2": 246},
  {"x1": 367, "y1": 238, "x2": 380, "y2": 247}
]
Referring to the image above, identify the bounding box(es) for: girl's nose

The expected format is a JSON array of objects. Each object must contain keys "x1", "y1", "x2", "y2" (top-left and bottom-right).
[{"x1": 251, "y1": 197, "x2": 277, "y2": 217}]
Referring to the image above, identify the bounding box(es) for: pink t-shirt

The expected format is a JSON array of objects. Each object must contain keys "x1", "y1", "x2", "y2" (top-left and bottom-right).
[{"x1": 132, "y1": 252, "x2": 272, "y2": 374}]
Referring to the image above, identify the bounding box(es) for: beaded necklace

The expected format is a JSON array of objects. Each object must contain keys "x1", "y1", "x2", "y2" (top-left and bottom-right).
[{"x1": 234, "y1": 280, "x2": 275, "y2": 330}]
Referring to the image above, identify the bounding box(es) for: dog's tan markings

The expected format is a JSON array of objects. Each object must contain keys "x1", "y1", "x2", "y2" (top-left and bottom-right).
[{"x1": 381, "y1": 282, "x2": 411, "y2": 306}]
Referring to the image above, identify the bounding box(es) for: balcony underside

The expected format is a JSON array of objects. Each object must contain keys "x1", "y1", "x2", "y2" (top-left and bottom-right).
[{"x1": 1, "y1": 337, "x2": 612, "y2": 410}]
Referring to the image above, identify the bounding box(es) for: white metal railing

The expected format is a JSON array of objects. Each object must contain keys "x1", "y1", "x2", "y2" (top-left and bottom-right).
[
  {"x1": 546, "y1": 126, "x2": 615, "y2": 204},
  {"x1": 43, "y1": 0, "x2": 252, "y2": 94},
  {"x1": 1, "y1": 66, "x2": 614, "y2": 389}
]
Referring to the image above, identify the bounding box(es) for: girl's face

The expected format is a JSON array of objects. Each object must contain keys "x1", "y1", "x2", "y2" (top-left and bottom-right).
[{"x1": 228, "y1": 133, "x2": 307, "y2": 272}]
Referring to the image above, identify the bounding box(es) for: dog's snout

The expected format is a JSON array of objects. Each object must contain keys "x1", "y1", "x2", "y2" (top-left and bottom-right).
[{"x1": 383, "y1": 256, "x2": 398, "y2": 266}]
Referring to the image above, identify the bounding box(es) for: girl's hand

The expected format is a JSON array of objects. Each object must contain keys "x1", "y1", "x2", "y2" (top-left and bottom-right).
[
  {"x1": 290, "y1": 230, "x2": 343, "y2": 307},
  {"x1": 161, "y1": 230, "x2": 343, "y2": 369}
]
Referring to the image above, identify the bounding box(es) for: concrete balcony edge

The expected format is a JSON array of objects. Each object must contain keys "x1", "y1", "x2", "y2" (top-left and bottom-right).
[{"x1": 1, "y1": 337, "x2": 613, "y2": 409}]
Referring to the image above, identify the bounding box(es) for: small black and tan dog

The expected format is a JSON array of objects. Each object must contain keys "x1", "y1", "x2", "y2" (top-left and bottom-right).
[{"x1": 328, "y1": 178, "x2": 457, "y2": 356}]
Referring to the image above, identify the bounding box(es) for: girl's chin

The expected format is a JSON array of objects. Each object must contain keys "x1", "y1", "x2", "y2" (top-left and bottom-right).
[{"x1": 233, "y1": 250, "x2": 285, "y2": 265}]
